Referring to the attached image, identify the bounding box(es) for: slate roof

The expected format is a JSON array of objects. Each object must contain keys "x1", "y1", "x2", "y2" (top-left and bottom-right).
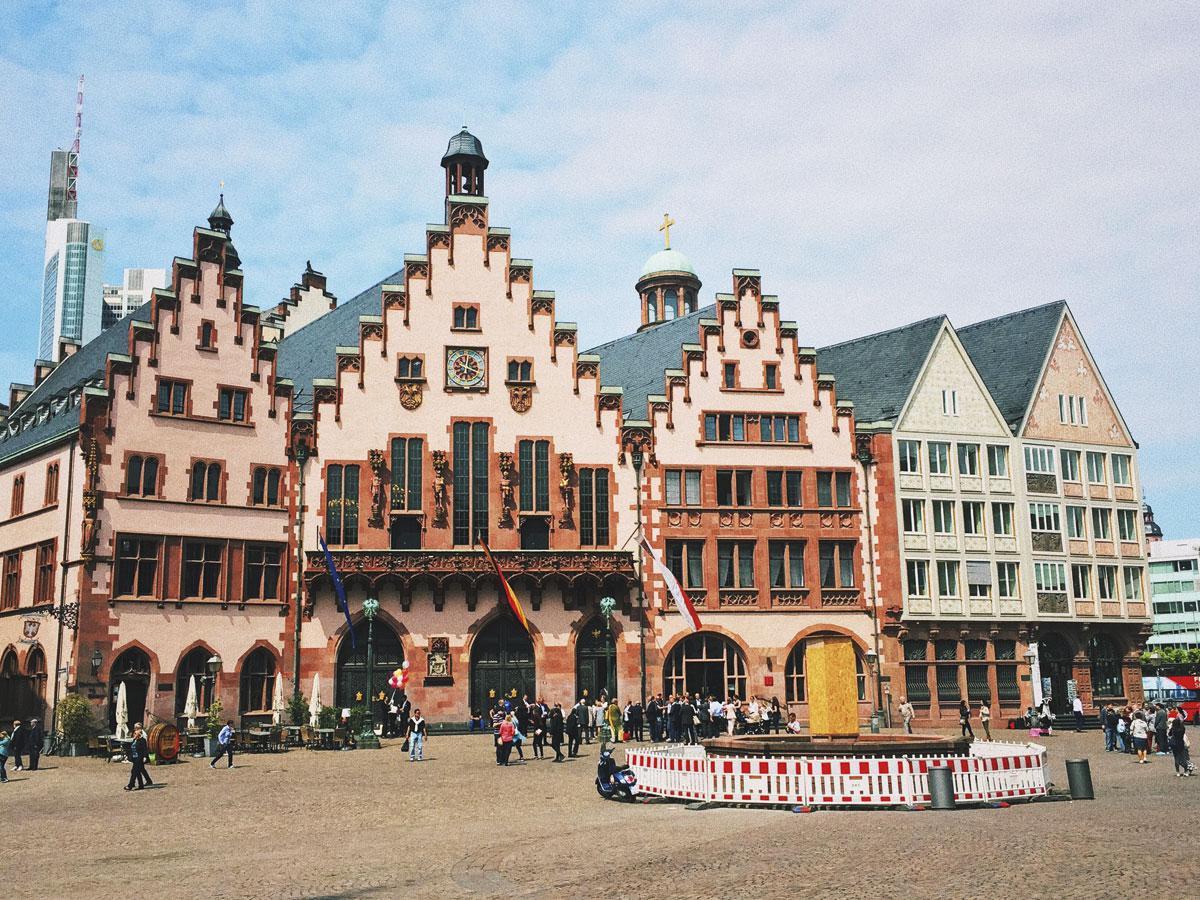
[
  {"x1": 816, "y1": 316, "x2": 947, "y2": 424},
  {"x1": 957, "y1": 300, "x2": 1065, "y2": 429},
  {"x1": 275, "y1": 269, "x2": 403, "y2": 412},
  {"x1": 442, "y1": 127, "x2": 487, "y2": 163},
  {"x1": 0, "y1": 303, "x2": 152, "y2": 465},
  {"x1": 585, "y1": 305, "x2": 714, "y2": 421}
]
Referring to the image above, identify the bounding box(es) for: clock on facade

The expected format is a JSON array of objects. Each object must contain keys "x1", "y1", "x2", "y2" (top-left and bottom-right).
[{"x1": 446, "y1": 347, "x2": 488, "y2": 390}]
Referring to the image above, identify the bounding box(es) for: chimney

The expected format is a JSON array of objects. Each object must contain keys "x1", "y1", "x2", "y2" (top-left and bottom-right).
[
  {"x1": 34, "y1": 359, "x2": 58, "y2": 386},
  {"x1": 9, "y1": 383, "x2": 34, "y2": 410},
  {"x1": 59, "y1": 338, "x2": 81, "y2": 359}
]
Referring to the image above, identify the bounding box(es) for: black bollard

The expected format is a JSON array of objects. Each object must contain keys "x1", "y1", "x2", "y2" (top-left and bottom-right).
[
  {"x1": 928, "y1": 764, "x2": 956, "y2": 809},
  {"x1": 1065, "y1": 758, "x2": 1095, "y2": 800}
]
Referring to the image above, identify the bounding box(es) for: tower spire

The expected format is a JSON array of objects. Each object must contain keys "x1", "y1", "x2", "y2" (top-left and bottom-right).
[{"x1": 66, "y1": 75, "x2": 83, "y2": 209}]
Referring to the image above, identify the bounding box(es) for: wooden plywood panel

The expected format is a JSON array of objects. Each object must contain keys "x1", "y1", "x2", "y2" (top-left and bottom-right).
[{"x1": 806, "y1": 635, "x2": 858, "y2": 738}]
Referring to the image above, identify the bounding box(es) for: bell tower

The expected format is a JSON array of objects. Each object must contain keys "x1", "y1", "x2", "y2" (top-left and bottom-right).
[
  {"x1": 441, "y1": 126, "x2": 488, "y2": 198},
  {"x1": 636, "y1": 213, "x2": 700, "y2": 330}
]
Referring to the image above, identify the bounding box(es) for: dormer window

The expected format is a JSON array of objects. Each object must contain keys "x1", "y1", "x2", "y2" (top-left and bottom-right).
[
  {"x1": 199, "y1": 320, "x2": 216, "y2": 349},
  {"x1": 452, "y1": 304, "x2": 480, "y2": 331},
  {"x1": 506, "y1": 359, "x2": 533, "y2": 383},
  {"x1": 397, "y1": 356, "x2": 425, "y2": 380},
  {"x1": 764, "y1": 363, "x2": 779, "y2": 390}
]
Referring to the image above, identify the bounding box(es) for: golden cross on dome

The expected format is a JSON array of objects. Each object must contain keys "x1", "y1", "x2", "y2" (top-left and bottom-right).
[{"x1": 659, "y1": 212, "x2": 675, "y2": 249}]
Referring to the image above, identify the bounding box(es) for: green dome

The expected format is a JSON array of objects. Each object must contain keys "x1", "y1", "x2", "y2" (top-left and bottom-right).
[{"x1": 639, "y1": 248, "x2": 696, "y2": 279}]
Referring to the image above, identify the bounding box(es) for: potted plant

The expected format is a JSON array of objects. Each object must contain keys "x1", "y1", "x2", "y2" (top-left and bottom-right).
[
  {"x1": 317, "y1": 705, "x2": 338, "y2": 730},
  {"x1": 57, "y1": 693, "x2": 93, "y2": 757},
  {"x1": 204, "y1": 698, "x2": 224, "y2": 757},
  {"x1": 288, "y1": 692, "x2": 309, "y2": 727}
]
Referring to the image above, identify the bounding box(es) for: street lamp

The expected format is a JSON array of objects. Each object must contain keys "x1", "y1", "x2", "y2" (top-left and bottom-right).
[
  {"x1": 600, "y1": 594, "x2": 617, "y2": 696},
  {"x1": 864, "y1": 648, "x2": 881, "y2": 732},
  {"x1": 359, "y1": 597, "x2": 381, "y2": 749},
  {"x1": 90, "y1": 649, "x2": 103, "y2": 678},
  {"x1": 630, "y1": 446, "x2": 648, "y2": 707}
]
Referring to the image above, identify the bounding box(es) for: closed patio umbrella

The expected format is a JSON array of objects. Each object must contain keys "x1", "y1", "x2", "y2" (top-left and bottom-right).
[
  {"x1": 309, "y1": 673, "x2": 321, "y2": 728},
  {"x1": 115, "y1": 682, "x2": 129, "y2": 740},
  {"x1": 184, "y1": 675, "x2": 199, "y2": 731},
  {"x1": 272, "y1": 671, "x2": 286, "y2": 726}
]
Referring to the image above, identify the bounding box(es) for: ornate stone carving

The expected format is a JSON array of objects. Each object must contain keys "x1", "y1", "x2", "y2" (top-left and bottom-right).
[
  {"x1": 737, "y1": 512, "x2": 753, "y2": 527},
  {"x1": 718, "y1": 511, "x2": 733, "y2": 528},
  {"x1": 558, "y1": 453, "x2": 575, "y2": 528},
  {"x1": 508, "y1": 385, "x2": 532, "y2": 413},
  {"x1": 383, "y1": 291, "x2": 406, "y2": 310},
  {"x1": 428, "y1": 231, "x2": 450, "y2": 248},
  {"x1": 80, "y1": 437, "x2": 100, "y2": 565},
  {"x1": 667, "y1": 511, "x2": 683, "y2": 527},
  {"x1": 367, "y1": 449, "x2": 387, "y2": 528},
  {"x1": 313, "y1": 385, "x2": 338, "y2": 406},
  {"x1": 405, "y1": 260, "x2": 429, "y2": 280},
  {"x1": 553, "y1": 330, "x2": 576, "y2": 347},
  {"x1": 734, "y1": 272, "x2": 761, "y2": 299},
  {"x1": 431, "y1": 450, "x2": 450, "y2": 527},
  {"x1": 450, "y1": 203, "x2": 487, "y2": 229},
  {"x1": 769, "y1": 512, "x2": 784, "y2": 528},
  {"x1": 360, "y1": 322, "x2": 383, "y2": 341},
  {"x1": 509, "y1": 265, "x2": 532, "y2": 283},
  {"x1": 337, "y1": 354, "x2": 361, "y2": 373},
  {"x1": 398, "y1": 381, "x2": 423, "y2": 410},
  {"x1": 498, "y1": 452, "x2": 516, "y2": 528},
  {"x1": 487, "y1": 234, "x2": 509, "y2": 252},
  {"x1": 530, "y1": 295, "x2": 554, "y2": 315}
]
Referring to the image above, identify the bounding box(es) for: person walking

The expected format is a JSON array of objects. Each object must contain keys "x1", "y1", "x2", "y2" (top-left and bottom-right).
[
  {"x1": 1130, "y1": 711, "x2": 1150, "y2": 763},
  {"x1": 0, "y1": 728, "x2": 10, "y2": 783},
  {"x1": 979, "y1": 699, "x2": 992, "y2": 741},
  {"x1": 1154, "y1": 704, "x2": 1170, "y2": 756},
  {"x1": 565, "y1": 702, "x2": 582, "y2": 758},
  {"x1": 1168, "y1": 714, "x2": 1192, "y2": 776},
  {"x1": 958, "y1": 699, "x2": 975, "y2": 740},
  {"x1": 26, "y1": 718, "x2": 44, "y2": 771},
  {"x1": 549, "y1": 704, "x2": 565, "y2": 762},
  {"x1": 898, "y1": 697, "x2": 915, "y2": 735},
  {"x1": 9, "y1": 719, "x2": 25, "y2": 771},
  {"x1": 1072, "y1": 695, "x2": 1085, "y2": 732},
  {"x1": 210, "y1": 720, "x2": 234, "y2": 769},
  {"x1": 125, "y1": 723, "x2": 152, "y2": 791},
  {"x1": 406, "y1": 708, "x2": 427, "y2": 761}
]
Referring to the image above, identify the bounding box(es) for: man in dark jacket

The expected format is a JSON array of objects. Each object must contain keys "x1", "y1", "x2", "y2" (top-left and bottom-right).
[
  {"x1": 646, "y1": 697, "x2": 662, "y2": 742},
  {"x1": 1154, "y1": 705, "x2": 1169, "y2": 756},
  {"x1": 628, "y1": 701, "x2": 644, "y2": 742},
  {"x1": 9, "y1": 719, "x2": 26, "y2": 771},
  {"x1": 549, "y1": 704, "x2": 565, "y2": 762},
  {"x1": 125, "y1": 723, "x2": 152, "y2": 791},
  {"x1": 27, "y1": 718, "x2": 44, "y2": 771},
  {"x1": 668, "y1": 697, "x2": 684, "y2": 743},
  {"x1": 565, "y1": 702, "x2": 582, "y2": 757}
]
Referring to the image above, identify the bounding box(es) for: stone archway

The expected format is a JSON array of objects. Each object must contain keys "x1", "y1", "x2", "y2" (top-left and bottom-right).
[
  {"x1": 470, "y1": 616, "x2": 535, "y2": 715},
  {"x1": 575, "y1": 616, "x2": 615, "y2": 703},
  {"x1": 1039, "y1": 633, "x2": 1073, "y2": 715},
  {"x1": 335, "y1": 618, "x2": 405, "y2": 709},
  {"x1": 109, "y1": 647, "x2": 152, "y2": 732}
]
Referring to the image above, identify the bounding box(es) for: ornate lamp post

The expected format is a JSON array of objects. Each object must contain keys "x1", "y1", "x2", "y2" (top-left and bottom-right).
[
  {"x1": 630, "y1": 446, "x2": 647, "y2": 707},
  {"x1": 292, "y1": 442, "x2": 309, "y2": 696},
  {"x1": 600, "y1": 595, "x2": 617, "y2": 743},
  {"x1": 204, "y1": 654, "x2": 222, "y2": 714},
  {"x1": 359, "y1": 597, "x2": 381, "y2": 749}
]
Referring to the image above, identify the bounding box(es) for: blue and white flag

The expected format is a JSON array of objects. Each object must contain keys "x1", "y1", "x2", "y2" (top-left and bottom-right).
[{"x1": 318, "y1": 528, "x2": 355, "y2": 648}]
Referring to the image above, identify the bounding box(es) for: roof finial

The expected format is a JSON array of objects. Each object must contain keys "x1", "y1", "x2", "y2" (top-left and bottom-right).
[{"x1": 659, "y1": 212, "x2": 675, "y2": 250}]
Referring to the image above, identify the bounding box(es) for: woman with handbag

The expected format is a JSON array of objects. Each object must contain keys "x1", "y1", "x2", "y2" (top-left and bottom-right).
[{"x1": 1168, "y1": 714, "x2": 1192, "y2": 776}]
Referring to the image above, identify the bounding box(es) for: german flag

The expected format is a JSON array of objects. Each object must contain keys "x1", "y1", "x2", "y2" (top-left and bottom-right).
[{"x1": 478, "y1": 537, "x2": 531, "y2": 634}]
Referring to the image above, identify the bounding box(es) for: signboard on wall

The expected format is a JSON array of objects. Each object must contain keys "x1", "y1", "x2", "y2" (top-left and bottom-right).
[{"x1": 1066, "y1": 680, "x2": 1078, "y2": 703}]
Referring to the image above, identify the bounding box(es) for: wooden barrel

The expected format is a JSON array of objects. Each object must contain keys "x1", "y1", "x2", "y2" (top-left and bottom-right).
[{"x1": 148, "y1": 722, "x2": 180, "y2": 763}]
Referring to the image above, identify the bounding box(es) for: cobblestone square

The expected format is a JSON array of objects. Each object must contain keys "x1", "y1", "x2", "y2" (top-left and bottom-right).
[{"x1": 7, "y1": 730, "x2": 1198, "y2": 899}]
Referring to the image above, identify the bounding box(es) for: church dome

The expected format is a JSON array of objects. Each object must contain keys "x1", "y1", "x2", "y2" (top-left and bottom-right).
[{"x1": 640, "y1": 248, "x2": 696, "y2": 279}]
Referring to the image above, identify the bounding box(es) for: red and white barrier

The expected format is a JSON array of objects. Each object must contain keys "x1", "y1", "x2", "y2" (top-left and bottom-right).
[{"x1": 625, "y1": 740, "x2": 1048, "y2": 808}]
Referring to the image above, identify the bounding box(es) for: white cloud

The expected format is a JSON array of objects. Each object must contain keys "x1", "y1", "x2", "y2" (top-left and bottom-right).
[{"x1": 0, "y1": 3, "x2": 1196, "y2": 529}]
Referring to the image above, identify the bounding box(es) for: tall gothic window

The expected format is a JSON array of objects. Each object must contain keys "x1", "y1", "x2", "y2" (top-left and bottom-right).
[
  {"x1": 390, "y1": 438, "x2": 424, "y2": 510},
  {"x1": 326, "y1": 464, "x2": 360, "y2": 545},
  {"x1": 453, "y1": 422, "x2": 489, "y2": 546},
  {"x1": 578, "y1": 468, "x2": 610, "y2": 546},
  {"x1": 518, "y1": 440, "x2": 550, "y2": 512}
]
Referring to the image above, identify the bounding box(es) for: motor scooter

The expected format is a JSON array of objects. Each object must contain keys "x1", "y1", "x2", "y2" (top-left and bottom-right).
[{"x1": 595, "y1": 745, "x2": 638, "y2": 800}]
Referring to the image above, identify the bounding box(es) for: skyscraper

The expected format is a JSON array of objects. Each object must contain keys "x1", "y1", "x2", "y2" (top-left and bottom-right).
[
  {"x1": 102, "y1": 267, "x2": 166, "y2": 330},
  {"x1": 38, "y1": 76, "x2": 105, "y2": 361}
]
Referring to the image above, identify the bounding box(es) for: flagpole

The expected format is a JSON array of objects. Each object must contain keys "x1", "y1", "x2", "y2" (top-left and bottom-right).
[{"x1": 631, "y1": 447, "x2": 648, "y2": 707}]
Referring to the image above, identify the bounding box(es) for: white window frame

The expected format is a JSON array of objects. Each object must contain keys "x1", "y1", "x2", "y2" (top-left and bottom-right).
[
  {"x1": 932, "y1": 500, "x2": 955, "y2": 534},
  {"x1": 1096, "y1": 565, "x2": 1117, "y2": 600},
  {"x1": 906, "y1": 559, "x2": 930, "y2": 598},
  {"x1": 898, "y1": 440, "x2": 922, "y2": 474},
  {"x1": 1117, "y1": 508, "x2": 1137, "y2": 542},
  {"x1": 1066, "y1": 506, "x2": 1086, "y2": 540},
  {"x1": 997, "y1": 562, "x2": 1020, "y2": 599},
  {"x1": 957, "y1": 443, "x2": 979, "y2": 476},
  {"x1": 1024, "y1": 445, "x2": 1056, "y2": 475},
  {"x1": 937, "y1": 560, "x2": 960, "y2": 597},
  {"x1": 1091, "y1": 507, "x2": 1112, "y2": 541},
  {"x1": 1112, "y1": 454, "x2": 1132, "y2": 486},
  {"x1": 962, "y1": 501, "x2": 985, "y2": 536},
  {"x1": 1060, "y1": 449, "x2": 1081, "y2": 483},
  {"x1": 987, "y1": 445, "x2": 1009, "y2": 478},
  {"x1": 1123, "y1": 566, "x2": 1143, "y2": 600},
  {"x1": 1028, "y1": 502, "x2": 1061, "y2": 534},
  {"x1": 942, "y1": 389, "x2": 960, "y2": 416},
  {"x1": 1071, "y1": 564, "x2": 1090, "y2": 599},
  {"x1": 991, "y1": 502, "x2": 1014, "y2": 536},
  {"x1": 1086, "y1": 451, "x2": 1107, "y2": 485},
  {"x1": 928, "y1": 442, "x2": 950, "y2": 475},
  {"x1": 902, "y1": 499, "x2": 925, "y2": 534},
  {"x1": 1034, "y1": 561, "x2": 1067, "y2": 593}
]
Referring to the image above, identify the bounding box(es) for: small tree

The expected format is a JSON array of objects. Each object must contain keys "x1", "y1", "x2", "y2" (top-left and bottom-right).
[
  {"x1": 287, "y1": 692, "x2": 309, "y2": 726},
  {"x1": 57, "y1": 693, "x2": 94, "y2": 743},
  {"x1": 206, "y1": 698, "x2": 224, "y2": 738},
  {"x1": 317, "y1": 705, "x2": 338, "y2": 729}
]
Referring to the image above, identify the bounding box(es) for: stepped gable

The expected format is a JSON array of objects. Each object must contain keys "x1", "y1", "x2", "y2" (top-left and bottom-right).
[
  {"x1": 275, "y1": 269, "x2": 403, "y2": 412},
  {"x1": 0, "y1": 304, "x2": 152, "y2": 464},
  {"x1": 586, "y1": 304, "x2": 714, "y2": 422},
  {"x1": 957, "y1": 300, "x2": 1066, "y2": 430},
  {"x1": 816, "y1": 315, "x2": 946, "y2": 424}
]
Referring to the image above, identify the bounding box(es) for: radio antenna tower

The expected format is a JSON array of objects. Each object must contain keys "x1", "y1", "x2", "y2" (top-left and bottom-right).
[{"x1": 66, "y1": 74, "x2": 83, "y2": 207}]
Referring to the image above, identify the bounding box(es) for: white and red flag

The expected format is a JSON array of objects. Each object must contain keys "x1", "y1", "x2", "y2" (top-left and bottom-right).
[{"x1": 640, "y1": 536, "x2": 701, "y2": 632}]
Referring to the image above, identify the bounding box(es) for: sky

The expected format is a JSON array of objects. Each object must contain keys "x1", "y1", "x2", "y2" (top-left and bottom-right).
[{"x1": 1, "y1": 2, "x2": 1197, "y2": 533}]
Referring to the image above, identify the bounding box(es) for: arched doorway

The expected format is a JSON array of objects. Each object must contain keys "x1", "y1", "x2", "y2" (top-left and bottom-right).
[
  {"x1": 239, "y1": 647, "x2": 277, "y2": 716},
  {"x1": 1038, "y1": 633, "x2": 1073, "y2": 714},
  {"x1": 25, "y1": 645, "x2": 47, "y2": 719},
  {"x1": 471, "y1": 617, "x2": 535, "y2": 715},
  {"x1": 175, "y1": 647, "x2": 215, "y2": 717},
  {"x1": 663, "y1": 632, "x2": 747, "y2": 700},
  {"x1": 0, "y1": 647, "x2": 21, "y2": 720},
  {"x1": 1088, "y1": 634, "x2": 1123, "y2": 699},
  {"x1": 336, "y1": 619, "x2": 405, "y2": 709},
  {"x1": 109, "y1": 647, "x2": 151, "y2": 732},
  {"x1": 576, "y1": 616, "x2": 615, "y2": 702}
]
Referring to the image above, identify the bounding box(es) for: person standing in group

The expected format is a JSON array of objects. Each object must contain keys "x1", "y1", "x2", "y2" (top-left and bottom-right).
[
  {"x1": 1130, "y1": 711, "x2": 1150, "y2": 763},
  {"x1": 496, "y1": 713, "x2": 516, "y2": 766},
  {"x1": 406, "y1": 708, "x2": 427, "y2": 761},
  {"x1": 566, "y1": 702, "x2": 582, "y2": 758},
  {"x1": 958, "y1": 699, "x2": 975, "y2": 740},
  {"x1": 979, "y1": 699, "x2": 992, "y2": 741},
  {"x1": 549, "y1": 703, "x2": 565, "y2": 762},
  {"x1": 210, "y1": 720, "x2": 234, "y2": 769},
  {"x1": 629, "y1": 699, "x2": 644, "y2": 742},
  {"x1": 681, "y1": 698, "x2": 697, "y2": 745},
  {"x1": 26, "y1": 718, "x2": 44, "y2": 771},
  {"x1": 1072, "y1": 695, "x2": 1085, "y2": 732},
  {"x1": 9, "y1": 719, "x2": 25, "y2": 771},
  {"x1": 1102, "y1": 704, "x2": 1118, "y2": 752},
  {"x1": 898, "y1": 697, "x2": 915, "y2": 735},
  {"x1": 769, "y1": 697, "x2": 783, "y2": 734},
  {"x1": 1154, "y1": 704, "x2": 1169, "y2": 756},
  {"x1": 125, "y1": 723, "x2": 152, "y2": 791},
  {"x1": 1168, "y1": 713, "x2": 1192, "y2": 776},
  {"x1": 530, "y1": 702, "x2": 546, "y2": 760},
  {"x1": 0, "y1": 728, "x2": 10, "y2": 783},
  {"x1": 605, "y1": 699, "x2": 622, "y2": 744}
]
